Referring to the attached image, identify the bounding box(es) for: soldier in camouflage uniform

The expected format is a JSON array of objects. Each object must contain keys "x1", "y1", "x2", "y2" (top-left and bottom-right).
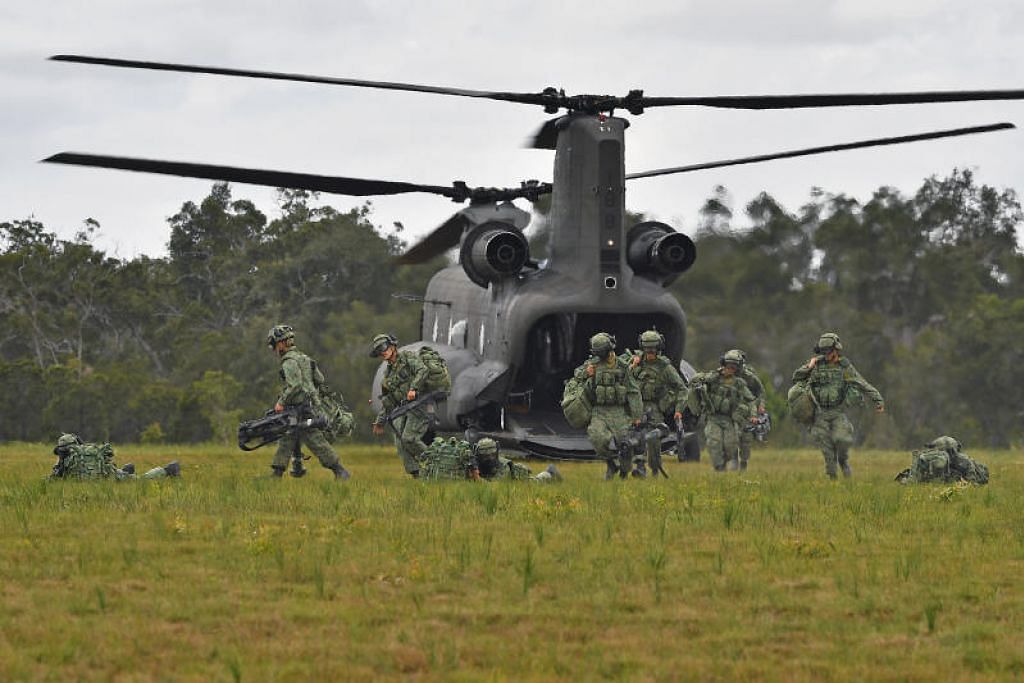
[
  {"x1": 895, "y1": 435, "x2": 989, "y2": 485},
  {"x1": 267, "y1": 324, "x2": 351, "y2": 480},
  {"x1": 475, "y1": 438, "x2": 562, "y2": 482},
  {"x1": 48, "y1": 433, "x2": 180, "y2": 480},
  {"x1": 791, "y1": 332, "x2": 884, "y2": 479},
  {"x1": 688, "y1": 351, "x2": 758, "y2": 471},
  {"x1": 370, "y1": 333, "x2": 431, "y2": 478},
  {"x1": 626, "y1": 330, "x2": 688, "y2": 477},
  {"x1": 731, "y1": 349, "x2": 767, "y2": 471},
  {"x1": 571, "y1": 332, "x2": 643, "y2": 479}
]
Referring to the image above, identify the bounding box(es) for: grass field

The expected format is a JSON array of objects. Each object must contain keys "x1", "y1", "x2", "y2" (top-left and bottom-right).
[{"x1": 1, "y1": 443, "x2": 1022, "y2": 682}]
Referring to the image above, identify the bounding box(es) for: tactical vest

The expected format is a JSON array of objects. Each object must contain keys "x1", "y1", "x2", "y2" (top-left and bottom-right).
[
  {"x1": 635, "y1": 359, "x2": 668, "y2": 403},
  {"x1": 592, "y1": 362, "x2": 629, "y2": 407},
  {"x1": 60, "y1": 443, "x2": 119, "y2": 480},
  {"x1": 420, "y1": 438, "x2": 474, "y2": 480},
  {"x1": 808, "y1": 362, "x2": 848, "y2": 409},
  {"x1": 705, "y1": 376, "x2": 744, "y2": 416},
  {"x1": 382, "y1": 352, "x2": 419, "y2": 403}
]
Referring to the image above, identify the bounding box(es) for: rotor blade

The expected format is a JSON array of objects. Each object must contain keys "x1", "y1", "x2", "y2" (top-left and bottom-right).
[
  {"x1": 642, "y1": 90, "x2": 1024, "y2": 110},
  {"x1": 43, "y1": 152, "x2": 457, "y2": 198},
  {"x1": 394, "y1": 212, "x2": 469, "y2": 265},
  {"x1": 50, "y1": 54, "x2": 551, "y2": 107},
  {"x1": 625, "y1": 123, "x2": 1016, "y2": 180}
]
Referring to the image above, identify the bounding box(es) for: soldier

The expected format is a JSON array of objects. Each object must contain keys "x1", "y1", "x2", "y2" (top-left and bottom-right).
[
  {"x1": 267, "y1": 324, "x2": 351, "y2": 480},
  {"x1": 731, "y1": 349, "x2": 767, "y2": 471},
  {"x1": 571, "y1": 332, "x2": 643, "y2": 479},
  {"x1": 895, "y1": 436, "x2": 989, "y2": 485},
  {"x1": 626, "y1": 330, "x2": 688, "y2": 476},
  {"x1": 791, "y1": 332, "x2": 884, "y2": 479},
  {"x1": 49, "y1": 433, "x2": 180, "y2": 480},
  {"x1": 475, "y1": 438, "x2": 562, "y2": 482},
  {"x1": 688, "y1": 351, "x2": 758, "y2": 471},
  {"x1": 370, "y1": 333, "x2": 431, "y2": 478}
]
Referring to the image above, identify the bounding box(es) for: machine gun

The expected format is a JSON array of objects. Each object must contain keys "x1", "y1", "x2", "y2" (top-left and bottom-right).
[
  {"x1": 674, "y1": 407, "x2": 701, "y2": 462},
  {"x1": 613, "y1": 411, "x2": 670, "y2": 479},
  {"x1": 238, "y1": 406, "x2": 329, "y2": 478},
  {"x1": 744, "y1": 411, "x2": 772, "y2": 442}
]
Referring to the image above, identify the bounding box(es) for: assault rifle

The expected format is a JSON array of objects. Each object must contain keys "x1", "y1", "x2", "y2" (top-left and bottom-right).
[
  {"x1": 237, "y1": 406, "x2": 327, "y2": 451},
  {"x1": 744, "y1": 411, "x2": 772, "y2": 442},
  {"x1": 379, "y1": 390, "x2": 448, "y2": 435}
]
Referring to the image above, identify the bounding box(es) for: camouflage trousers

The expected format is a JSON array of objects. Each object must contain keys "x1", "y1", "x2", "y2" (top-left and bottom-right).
[
  {"x1": 587, "y1": 406, "x2": 632, "y2": 461},
  {"x1": 809, "y1": 408, "x2": 854, "y2": 478},
  {"x1": 737, "y1": 427, "x2": 753, "y2": 467},
  {"x1": 273, "y1": 427, "x2": 340, "y2": 471},
  {"x1": 391, "y1": 410, "x2": 430, "y2": 475},
  {"x1": 705, "y1": 415, "x2": 739, "y2": 471}
]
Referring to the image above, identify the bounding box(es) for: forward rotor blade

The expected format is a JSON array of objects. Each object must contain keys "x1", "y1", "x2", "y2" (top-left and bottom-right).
[
  {"x1": 527, "y1": 117, "x2": 565, "y2": 149},
  {"x1": 43, "y1": 152, "x2": 455, "y2": 198},
  {"x1": 394, "y1": 213, "x2": 470, "y2": 265},
  {"x1": 50, "y1": 54, "x2": 550, "y2": 107},
  {"x1": 625, "y1": 123, "x2": 1016, "y2": 180},
  {"x1": 642, "y1": 90, "x2": 1024, "y2": 110}
]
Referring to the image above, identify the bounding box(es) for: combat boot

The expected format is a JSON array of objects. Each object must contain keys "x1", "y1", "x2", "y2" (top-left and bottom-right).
[
  {"x1": 534, "y1": 465, "x2": 562, "y2": 482},
  {"x1": 289, "y1": 459, "x2": 307, "y2": 478},
  {"x1": 163, "y1": 461, "x2": 181, "y2": 477},
  {"x1": 266, "y1": 466, "x2": 285, "y2": 479},
  {"x1": 331, "y1": 463, "x2": 351, "y2": 481},
  {"x1": 841, "y1": 462, "x2": 852, "y2": 478},
  {"x1": 727, "y1": 457, "x2": 739, "y2": 471},
  {"x1": 739, "y1": 460, "x2": 748, "y2": 471},
  {"x1": 120, "y1": 463, "x2": 136, "y2": 475},
  {"x1": 631, "y1": 462, "x2": 648, "y2": 479}
]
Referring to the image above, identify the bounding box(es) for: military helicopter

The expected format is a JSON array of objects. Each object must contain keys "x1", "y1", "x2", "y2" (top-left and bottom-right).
[{"x1": 44, "y1": 54, "x2": 1024, "y2": 458}]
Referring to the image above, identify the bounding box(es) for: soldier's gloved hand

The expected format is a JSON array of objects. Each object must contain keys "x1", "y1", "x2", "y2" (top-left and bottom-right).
[
  {"x1": 630, "y1": 355, "x2": 641, "y2": 368},
  {"x1": 274, "y1": 402, "x2": 285, "y2": 413},
  {"x1": 407, "y1": 389, "x2": 417, "y2": 401},
  {"x1": 750, "y1": 416, "x2": 759, "y2": 424},
  {"x1": 372, "y1": 423, "x2": 385, "y2": 436}
]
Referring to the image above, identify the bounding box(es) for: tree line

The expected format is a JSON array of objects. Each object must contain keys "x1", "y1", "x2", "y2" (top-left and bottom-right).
[{"x1": 1, "y1": 170, "x2": 1021, "y2": 448}]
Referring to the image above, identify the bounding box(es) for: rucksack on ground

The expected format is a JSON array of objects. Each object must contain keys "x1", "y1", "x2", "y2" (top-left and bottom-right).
[{"x1": 419, "y1": 346, "x2": 451, "y2": 392}]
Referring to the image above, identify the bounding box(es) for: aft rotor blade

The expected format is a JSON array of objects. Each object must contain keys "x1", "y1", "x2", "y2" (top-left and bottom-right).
[
  {"x1": 43, "y1": 152, "x2": 457, "y2": 198},
  {"x1": 643, "y1": 91, "x2": 1024, "y2": 110},
  {"x1": 394, "y1": 212, "x2": 470, "y2": 265},
  {"x1": 50, "y1": 54, "x2": 551, "y2": 107},
  {"x1": 625, "y1": 123, "x2": 1016, "y2": 180}
]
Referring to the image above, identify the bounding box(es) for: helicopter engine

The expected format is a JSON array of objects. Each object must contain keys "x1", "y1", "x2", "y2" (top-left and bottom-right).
[
  {"x1": 459, "y1": 221, "x2": 530, "y2": 288},
  {"x1": 626, "y1": 221, "x2": 697, "y2": 286}
]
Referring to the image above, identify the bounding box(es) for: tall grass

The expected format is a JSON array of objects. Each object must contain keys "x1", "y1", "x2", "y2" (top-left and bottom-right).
[{"x1": 0, "y1": 443, "x2": 1021, "y2": 680}]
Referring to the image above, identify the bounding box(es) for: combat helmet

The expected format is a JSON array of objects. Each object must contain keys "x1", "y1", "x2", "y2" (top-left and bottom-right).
[
  {"x1": 475, "y1": 437, "x2": 499, "y2": 456},
  {"x1": 54, "y1": 432, "x2": 81, "y2": 455},
  {"x1": 589, "y1": 332, "x2": 617, "y2": 357},
  {"x1": 369, "y1": 333, "x2": 398, "y2": 357},
  {"x1": 927, "y1": 435, "x2": 962, "y2": 453},
  {"x1": 266, "y1": 324, "x2": 295, "y2": 348},
  {"x1": 638, "y1": 329, "x2": 665, "y2": 352},
  {"x1": 814, "y1": 332, "x2": 843, "y2": 353},
  {"x1": 720, "y1": 349, "x2": 745, "y2": 368}
]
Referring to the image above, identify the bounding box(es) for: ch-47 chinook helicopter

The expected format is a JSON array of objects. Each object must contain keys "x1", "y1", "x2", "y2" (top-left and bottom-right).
[{"x1": 44, "y1": 55, "x2": 1024, "y2": 458}]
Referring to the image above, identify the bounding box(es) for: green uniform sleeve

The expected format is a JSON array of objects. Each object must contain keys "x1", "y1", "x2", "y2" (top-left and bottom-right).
[
  {"x1": 843, "y1": 362, "x2": 884, "y2": 408},
  {"x1": 663, "y1": 364, "x2": 688, "y2": 415},
  {"x1": 792, "y1": 363, "x2": 812, "y2": 382},
  {"x1": 738, "y1": 381, "x2": 757, "y2": 419},
  {"x1": 278, "y1": 357, "x2": 306, "y2": 405}
]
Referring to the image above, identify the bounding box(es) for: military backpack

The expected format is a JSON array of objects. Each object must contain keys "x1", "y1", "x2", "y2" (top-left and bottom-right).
[
  {"x1": 561, "y1": 375, "x2": 593, "y2": 429},
  {"x1": 418, "y1": 346, "x2": 452, "y2": 393},
  {"x1": 318, "y1": 383, "x2": 355, "y2": 443},
  {"x1": 787, "y1": 381, "x2": 817, "y2": 425}
]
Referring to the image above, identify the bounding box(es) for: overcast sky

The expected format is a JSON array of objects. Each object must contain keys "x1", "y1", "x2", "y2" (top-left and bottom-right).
[{"x1": 3, "y1": 1, "x2": 1023, "y2": 258}]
